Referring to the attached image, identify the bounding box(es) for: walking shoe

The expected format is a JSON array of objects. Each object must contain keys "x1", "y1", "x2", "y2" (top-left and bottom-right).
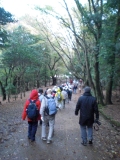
[
  {"x1": 42, "y1": 137, "x2": 47, "y2": 141},
  {"x1": 89, "y1": 140, "x2": 93, "y2": 145},
  {"x1": 81, "y1": 141, "x2": 87, "y2": 146},
  {"x1": 28, "y1": 136, "x2": 31, "y2": 140},
  {"x1": 56, "y1": 107, "x2": 59, "y2": 111},
  {"x1": 31, "y1": 139, "x2": 35, "y2": 142},
  {"x1": 47, "y1": 139, "x2": 52, "y2": 144}
]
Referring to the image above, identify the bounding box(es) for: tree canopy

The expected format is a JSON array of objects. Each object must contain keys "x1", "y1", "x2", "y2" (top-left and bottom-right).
[
  {"x1": 0, "y1": 7, "x2": 16, "y2": 25},
  {"x1": 0, "y1": 0, "x2": 120, "y2": 105}
]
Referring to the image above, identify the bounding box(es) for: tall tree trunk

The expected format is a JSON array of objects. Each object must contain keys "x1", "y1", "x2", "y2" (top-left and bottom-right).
[
  {"x1": 106, "y1": 75, "x2": 113, "y2": 104},
  {"x1": 0, "y1": 81, "x2": 6, "y2": 100},
  {"x1": 52, "y1": 76, "x2": 57, "y2": 85},
  {"x1": 36, "y1": 80, "x2": 39, "y2": 88},
  {"x1": 84, "y1": 40, "x2": 96, "y2": 95},
  {"x1": 94, "y1": 54, "x2": 104, "y2": 105}
]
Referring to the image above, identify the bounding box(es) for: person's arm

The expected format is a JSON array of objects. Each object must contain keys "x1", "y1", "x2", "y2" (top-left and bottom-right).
[
  {"x1": 94, "y1": 99, "x2": 99, "y2": 120},
  {"x1": 22, "y1": 100, "x2": 29, "y2": 120},
  {"x1": 40, "y1": 97, "x2": 46, "y2": 118},
  {"x1": 37, "y1": 100, "x2": 41, "y2": 110},
  {"x1": 75, "y1": 98, "x2": 81, "y2": 115}
]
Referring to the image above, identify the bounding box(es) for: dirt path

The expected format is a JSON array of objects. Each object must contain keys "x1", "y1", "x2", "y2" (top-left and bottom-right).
[{"x1": 0, "y1": 90, "x2": 120, "y2": 160}]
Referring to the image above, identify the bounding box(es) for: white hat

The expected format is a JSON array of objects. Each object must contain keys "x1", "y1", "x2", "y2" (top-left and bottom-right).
[{"x1": 47, "y1": 89, "x2": 52, "y2": 94}]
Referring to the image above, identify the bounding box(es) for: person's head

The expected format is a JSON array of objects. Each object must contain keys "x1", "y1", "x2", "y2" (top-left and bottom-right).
[
  {"x1": 47, "y1": 88, "x2": 52, "y2": 94},
  {"x1": 39, "y1": 88, "x2": 43, "y2": 94},
  {"x1": 84, "y1": 86, "x2": 91, "y2": 93},
  {"x1": 30, "y1": 89, "x2": 38, "y2": 99},
  {"x1": 59, "y1": 86, "x2": 63, "y2": 91},
  {"x1": 63, "y1": 87, "x2": 65, "y2": 91},
  {"x1": 57, "y1": 87, "x2": 61, "y2": 92}
]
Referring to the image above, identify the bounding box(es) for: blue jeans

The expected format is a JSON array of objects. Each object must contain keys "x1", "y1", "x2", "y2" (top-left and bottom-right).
[
  {"x1": 73, "y1": 89, "x2": 77, "y2": 94},
  {"x1": 28, "y1": 121, "x2": 38, "y2": 141},
  {"x1": 80, "y1": 125, "x2": 93, "y2": 143}
]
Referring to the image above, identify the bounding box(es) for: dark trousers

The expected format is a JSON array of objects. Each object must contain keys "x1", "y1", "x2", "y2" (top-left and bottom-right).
[
  {"x1": 28, "y1": 121, "x2": 38, "y2": 141},
  {"x1": 68, "y1": 92, "x2": 72, "y2": 100},
  {"x1": 63, "y1": 99, "x2": 65, "y2": 108}
]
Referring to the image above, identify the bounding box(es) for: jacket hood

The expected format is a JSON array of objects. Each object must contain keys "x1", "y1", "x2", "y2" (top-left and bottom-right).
[{"x1": 30, "y1": 89, "x2": 38, "y2": 100}]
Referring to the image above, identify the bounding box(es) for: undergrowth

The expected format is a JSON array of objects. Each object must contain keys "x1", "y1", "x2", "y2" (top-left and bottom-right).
[{"x1": 99, "y1": 106, "x2": 120, "y2": 127}]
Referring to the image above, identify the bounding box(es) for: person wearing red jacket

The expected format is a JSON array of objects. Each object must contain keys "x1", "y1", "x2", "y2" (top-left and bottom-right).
[{"x1": 22, "y1": 89, "x2": 41, "y2": 142}]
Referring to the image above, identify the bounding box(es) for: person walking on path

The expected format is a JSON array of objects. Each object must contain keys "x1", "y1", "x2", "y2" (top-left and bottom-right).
[
  {"x1": 73, "y1": 83, "x2": 78, "y2": 94},
  {"x1": 55, "y1": 87, "x2": 63, "y2": 110},
  {"x1": 68, "y1": 87, "x2": 72, "y2": 101},
  {"x1": 38, "y1": 88, "x2": 45, "y2": 102},
  {"x1": 38, "y1": 88, "x2": 45, "y2": 126},
  {"x1": 61, "y1": 87, "x2": 68, "y2": 108},
  {"x1": 44, "y1": 88, "x2": 48, "y2": 96},
  {"x1": 40, "y1": 88, "x2": 57, "y2": 144},
  {"x1": 22, "y1": 89, "x2": 41, "y2": 142},
  {"x1": 75, "y1": 86, "x2": 99, "y2": 146}
]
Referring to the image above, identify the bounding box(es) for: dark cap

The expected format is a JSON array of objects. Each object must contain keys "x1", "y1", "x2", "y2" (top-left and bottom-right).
[
  {"x1": 39, "y1": 88, "x2": 43, "y2": 94},
  {"x1": 84, "y1": 86, "x2": 91, "y2": 93}
]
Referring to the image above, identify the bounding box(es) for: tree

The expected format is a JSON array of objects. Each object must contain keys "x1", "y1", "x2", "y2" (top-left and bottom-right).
[
  {"x1": 22, "y1": 15, "x2": 66, "y2": 85},
  {"x1": 0, "y1": 26, "x2": 45, "y2": 100},
  {"x1": 0, "y1": 7, "x2": 16, "y2": 49},
  {"x1": 102, "y1": 0, "x2": 120, "y2": 104},
  {"x1": 0, "y1": 7, "x2": 16, "y2": 25},
  {"x1": 36, "y1": 0, "x2": 103, "y2": 103}
]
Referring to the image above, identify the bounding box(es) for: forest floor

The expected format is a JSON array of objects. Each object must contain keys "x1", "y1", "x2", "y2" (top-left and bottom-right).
[{"x1": 0, "y1": 87, "x2": 120, "y2": 160}]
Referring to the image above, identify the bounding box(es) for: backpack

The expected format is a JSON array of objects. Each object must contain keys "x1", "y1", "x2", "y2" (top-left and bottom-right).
[
  {"x1": 57, "y1": 92, "x2": 62, "y2": 101},
  {"x1": 27, "y1": 99, "x2": 39, "y2": 121},
  {"x1": 45, "y1": 96, "x2": 57, "y2": 116}
]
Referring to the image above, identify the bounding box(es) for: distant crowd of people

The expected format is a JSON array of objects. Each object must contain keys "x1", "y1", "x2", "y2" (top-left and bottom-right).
[{"x1": 22, "y1": 78, "x2": 99, "y2": 146}]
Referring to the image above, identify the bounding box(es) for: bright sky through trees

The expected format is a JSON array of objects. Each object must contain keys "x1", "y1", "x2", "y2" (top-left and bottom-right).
[{"x1": 1, "y1": 0, "x2": 87, "y2": 18}]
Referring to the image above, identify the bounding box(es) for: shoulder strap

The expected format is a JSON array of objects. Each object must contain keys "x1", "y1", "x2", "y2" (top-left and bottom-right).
[
  {"x1": 29, "y1": 99, "x2": 37, "y2": 103},
  {"x1": 29, "y1": 99, "x2": 32, "y2": 103},
  {"x1": 46, "y1": 96, "x2": 50, "y2": 99},
  {"x1": 46, "y1": 96, "x2": 54, "y2": 100}
]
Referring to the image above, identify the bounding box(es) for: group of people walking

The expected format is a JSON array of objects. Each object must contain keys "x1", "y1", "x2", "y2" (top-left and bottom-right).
[
  {"x1": 22, "y1": 85, "x2": 68, "y2": 144},
  {"x1": 22, "y1": 83, "x2": 99, "y2": 146}
]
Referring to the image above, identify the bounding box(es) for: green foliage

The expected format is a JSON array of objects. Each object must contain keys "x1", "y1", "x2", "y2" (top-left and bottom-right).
[
  {"x1": 99, "y1": 0, "x2": 120, "y2": 92},
  {"x1": 0, "y1": 28, "x2": 8, "y2": 48},
  {"x1": 0, "y1": 7, "x2": 16, "y2": 25},
  {"x1": 0, "y1": 16, "x2": 66, "y2": 99},
  {"x1": 5, "y1": 83, "x2": 16, "y2": 94},
  {"x1": 0, "y1": 0, "x2": 120, "y2": 103},
  {"x1": 0, "y1": 7, "x2": 17, "y2": 49},
  {"x1": 0, "y1": 26, "x2": 46, "y2": 96}
]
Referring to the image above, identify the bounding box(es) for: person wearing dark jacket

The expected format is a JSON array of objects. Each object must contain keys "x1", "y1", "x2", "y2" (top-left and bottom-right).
[{"x1": 75, "y1": 86, "x2": 99, "y2": 146}]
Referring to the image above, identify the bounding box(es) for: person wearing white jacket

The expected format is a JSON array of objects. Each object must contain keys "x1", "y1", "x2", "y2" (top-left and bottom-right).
[
  {"x1": 61, "y1": 88, "x2": 68, "y2": 108},
  {"x1": 40, "y1": 88, "x2": 56, "y2": 144},
  {"x1": 38, "y1": 88, "x2": 45, "y2": 125}
]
